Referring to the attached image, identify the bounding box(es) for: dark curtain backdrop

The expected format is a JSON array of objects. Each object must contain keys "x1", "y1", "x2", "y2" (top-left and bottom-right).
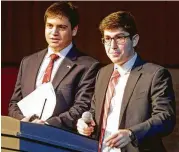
[
  {"x1": 1, "y1": 2, "x2": 179, "y2": 152},
  {"x1": 2, "y1": 1, "x2": 179, "y2": 67}
]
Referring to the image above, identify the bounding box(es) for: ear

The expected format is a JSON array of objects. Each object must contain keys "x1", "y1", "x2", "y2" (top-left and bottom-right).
[
  {"x1": 132, "y1": 34, "x2": 139, "y2": 47},
  {"x1": 72, "y1": 25, "x2": 78, "y2": 36}
]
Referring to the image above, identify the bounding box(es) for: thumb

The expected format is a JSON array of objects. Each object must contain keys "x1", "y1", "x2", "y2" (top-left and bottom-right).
[{"x1": 91, "y1": 119, "x2": 96, "y2": 126}]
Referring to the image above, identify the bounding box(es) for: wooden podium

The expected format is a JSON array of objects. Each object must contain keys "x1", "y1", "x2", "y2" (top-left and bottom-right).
[{"x1": 1, "y1": 116, "x2": 98, "y2": 152}]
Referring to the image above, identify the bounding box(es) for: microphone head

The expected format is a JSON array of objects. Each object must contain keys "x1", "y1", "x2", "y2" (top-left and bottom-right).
[{"x1": 82, "y1": 111, "x2": 92, "y2": 124}]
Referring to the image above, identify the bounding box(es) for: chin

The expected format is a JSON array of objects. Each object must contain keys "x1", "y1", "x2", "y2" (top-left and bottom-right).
[
  {"x1": 109, "y1": 57, "x2": 120, "y2": 63},
  {"x1": 50, "y1": 44, "x2": 60, "y2": 48}
]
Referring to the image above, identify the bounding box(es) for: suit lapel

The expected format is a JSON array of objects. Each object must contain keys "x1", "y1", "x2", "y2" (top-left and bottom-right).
[
  {"x1": 96, "y1": 64, "x2": 114, "y2": 126},
  {"x1": 118, "y1": 56, "x2": 145, "y2": 128},
  {"x1": 52, "y1": 47, "x2": 78, "y2": 89},
  {"x1": 52, "y1": 58, "x2": 75, "y2": 89},
  {"x1": 28, "y1": 49, "x2": 47, "y2": 92}
]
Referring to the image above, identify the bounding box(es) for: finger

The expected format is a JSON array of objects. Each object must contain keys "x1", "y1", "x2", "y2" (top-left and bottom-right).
[
  {"x1": 78, "y1": 127, "x2": 93, "y2": 136},
  {"x1": 78, "y1": 126, "x2": 94, "y2": 134},
  {"x1": 106, "y1": 138, "x2": 116, "y2": 147},
  {"x1": 85, "y1": 126, "x2": 94, "y2": 133},
  {"x1": 105, "y1": 132, "x2": 123, "y2": 147},
  {"x1": 78, "y1": 130, "x2": 91, "y2": 136},
  {"x1": 77, "y1": 119, "x2": 94, "y2": 136},
  {"x1": 114, "y1": 136, "x2": 130, "y2": 148},
  {"x1": 77, "y1": 119, "x2": 88, "y2": 128},
  {"x1": 112, "y1": 136, "x2": 125, "y2": 147},
  {"x1": 105, "y1": 132, "x2": 118, "y2": 143},
  {"x1": 91, "y1": 120, "x2": 96, "y2": 126},
  {"x1": 77, "y1": 119, "x2": 93, "y2": 132},
  {"x1": 117, "y1": 140, "x2": 129, "y2": 148},
  {"x1": 105, "y1": 138, "x2": 113, "y2": 147},
  {"x1": 111, "y1": 134, "x2": 123, "y2": 146},
  {"x1": 77, "y1": 124, "x2": 92, "y2": 131},
  {"x1": 106, "y1": 137, "x2": 120, "y2": 148},
  {"x1": 78, "y1": 128, "x2": 93, "y2": 134}
]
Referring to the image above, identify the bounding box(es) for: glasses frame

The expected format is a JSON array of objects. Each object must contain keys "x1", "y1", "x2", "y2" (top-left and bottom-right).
[{"x1": 101, "y1": 35, "x2": 131, "y2": 46}]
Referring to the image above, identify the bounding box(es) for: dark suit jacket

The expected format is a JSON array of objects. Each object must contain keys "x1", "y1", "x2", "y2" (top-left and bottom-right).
[
  {"x1": 91, "y1": 56, "x2": 176, "y2": 152},
  {"x1": 8, "y1": 46, "x2": 100, "y2": 129}
]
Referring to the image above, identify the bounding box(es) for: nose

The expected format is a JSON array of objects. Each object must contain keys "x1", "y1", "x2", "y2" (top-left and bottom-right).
[
  {"x1": 51, "y1": 27, "x2": 58, "y2": 35},
  {"x1": 110, "y1": 39, "x2": 118, "y2": 49}
]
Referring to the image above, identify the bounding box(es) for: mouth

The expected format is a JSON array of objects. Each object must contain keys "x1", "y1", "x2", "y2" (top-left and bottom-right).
[
  {"x1": 111, "y1": 51, "x2": 121, "y2": 57},
  {"x1": 50, "y1": 38, "x2": 60, "y2": 43}
]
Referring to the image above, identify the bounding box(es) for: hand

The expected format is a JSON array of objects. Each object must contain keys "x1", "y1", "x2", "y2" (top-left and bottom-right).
[
  {"x1": 77, "y1": 118, "x2": 95, "y2": 136},
  {"x1": 31, "y1": 119, "x2": 45, "y2": 124},
  {"x1": 104, "y1": 129, "x2": 132, "y2": 148},
  {"x1": 21, "y1": 116, "x2": 32, "y2": 122}
]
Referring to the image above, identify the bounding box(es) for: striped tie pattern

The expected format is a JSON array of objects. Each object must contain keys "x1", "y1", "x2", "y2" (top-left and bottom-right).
[
  {"x1": 42, "y1": 54, "x2": 59, "y2": 83},
  {"x1": 98, "y1": 69, "x2": 120, "y2": 152}
]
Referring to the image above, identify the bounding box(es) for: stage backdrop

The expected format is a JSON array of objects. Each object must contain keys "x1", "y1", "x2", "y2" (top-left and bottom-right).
[
  {"x1": 2, "y1": 1, "x2": 179, "y2": 67},
  {"x1": 1, "y1": 1, "x2": 179, "y2": 152}
]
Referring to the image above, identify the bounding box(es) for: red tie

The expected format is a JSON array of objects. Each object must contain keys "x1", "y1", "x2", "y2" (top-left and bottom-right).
[
  {"x1": 42, "y1": 54, "x2": 59, "y2": 83},
  {"x1": 98, "y1": 69, "x2": 120, "y2": 152}
]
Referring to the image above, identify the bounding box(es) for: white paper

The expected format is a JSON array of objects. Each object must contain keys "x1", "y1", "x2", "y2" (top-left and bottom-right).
[{"x1": 17, "y1": 82, "x2": 56, "y2": 121}]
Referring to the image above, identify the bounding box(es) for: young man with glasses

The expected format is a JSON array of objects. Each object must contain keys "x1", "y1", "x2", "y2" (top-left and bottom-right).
[
  {"x1": 8, "y1": 2, "x2": 100, "y2": 130},
  {"x1": 77, "y1": 11, "x2": 175, "y2": 152}
]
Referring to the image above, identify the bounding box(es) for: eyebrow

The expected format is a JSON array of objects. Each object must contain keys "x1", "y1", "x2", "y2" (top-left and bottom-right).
[
  {"x1": 46, "y1": 23, "x2": 68, "y2": 27},
  {"x1": 104, "y1": 33, "x2": 126, "y2": 37}
]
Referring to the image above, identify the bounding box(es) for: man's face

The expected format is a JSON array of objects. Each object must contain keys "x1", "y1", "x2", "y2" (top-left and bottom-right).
[
  {"x1": 45, "y1": 16, "x2": 77, "y2": 52},
  {"x1": 103, "y1": 28, "x2": 139, "y2": 65}
]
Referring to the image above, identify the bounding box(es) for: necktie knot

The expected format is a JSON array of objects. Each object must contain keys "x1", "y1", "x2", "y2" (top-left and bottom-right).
[
  {"x1": 50, "y1": 54, "x2": 59, "y2": 61},
  {"x1": 111, "y1": 69, "x2": 120, "y2": 79}
]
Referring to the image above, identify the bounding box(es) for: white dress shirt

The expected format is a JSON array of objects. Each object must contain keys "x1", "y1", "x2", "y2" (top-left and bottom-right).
[
  {"x1": 102, "y1": 53, "x2": 137, "y2": 152},
  {"x1": 36, "y1": 43, "x2": 73, "y2": 88}
]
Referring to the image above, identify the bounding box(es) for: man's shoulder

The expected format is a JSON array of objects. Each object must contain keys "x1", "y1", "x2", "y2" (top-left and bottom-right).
[
  {"x1": 95, "y1": 63, "x2": 113, "y2": 76},
  {"x1": 100, "y1": 63, "x2": 113, "y2": 71},
  {"x1": 72, "y1": 48, "x2": 100, "y2": 66},
  {"x1": 23, "y1": 48, "x2": 47, "y2": 61},
  {"x1": 142, "y1": 62, "x2": 169, "y2": 75},
  {"x1": 143, "y1": 62, "x2": 164, "y2": 70}
]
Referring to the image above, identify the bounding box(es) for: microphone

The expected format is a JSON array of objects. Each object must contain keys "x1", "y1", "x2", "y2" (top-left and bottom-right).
[{"x1": 81, "y1": 111, "x2": 93, "y2": 125}]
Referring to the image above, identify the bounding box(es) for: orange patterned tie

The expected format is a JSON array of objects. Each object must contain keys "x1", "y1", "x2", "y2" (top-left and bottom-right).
[
  {"x1": 98, "y1": 69, "x2": 120, "y2": 152},
  {"x1": 42, "y1": 54, "x2": 59, "y2": 83}
]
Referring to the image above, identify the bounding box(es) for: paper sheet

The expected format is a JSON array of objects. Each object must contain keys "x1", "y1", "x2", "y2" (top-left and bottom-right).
[{"x1": 17, "y1": 82, "x2": 56, "y2": 121}]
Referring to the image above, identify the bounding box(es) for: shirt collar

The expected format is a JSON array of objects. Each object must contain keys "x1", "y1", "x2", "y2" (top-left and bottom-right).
[
  {"x1": 47, "y1": 42, "x2": 73, "y2": 59},
  {"x1": 114, "y1": 53, "x2": 137, "y2": 76}
]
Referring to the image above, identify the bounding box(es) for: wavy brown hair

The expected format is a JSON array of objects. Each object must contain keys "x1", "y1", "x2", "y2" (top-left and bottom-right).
[{"x1": 99, "y1": 11, "x2": 138, "y2": 37}]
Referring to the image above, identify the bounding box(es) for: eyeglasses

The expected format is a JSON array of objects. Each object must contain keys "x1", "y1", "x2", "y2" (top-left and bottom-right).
[{"x1": 101, "y1": 35, "x2": 130, "y2": 46}]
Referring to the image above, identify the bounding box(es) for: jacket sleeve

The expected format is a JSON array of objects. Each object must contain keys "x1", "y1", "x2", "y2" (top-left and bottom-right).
[
  {"x1": 129, "y1": 68, "x2": 176, "y2": 146},
  {"x1": 8, "y1": 58, "x2": 26, "y2": 120}
]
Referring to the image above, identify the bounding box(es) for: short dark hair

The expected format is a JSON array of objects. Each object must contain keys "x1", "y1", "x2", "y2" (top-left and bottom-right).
[
  {"x1": 44, "y1": 2, "x2": 79, "y2": 29},
  {"x1": 99, "y1": 11, "x2": 138, "y2": 37}
]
